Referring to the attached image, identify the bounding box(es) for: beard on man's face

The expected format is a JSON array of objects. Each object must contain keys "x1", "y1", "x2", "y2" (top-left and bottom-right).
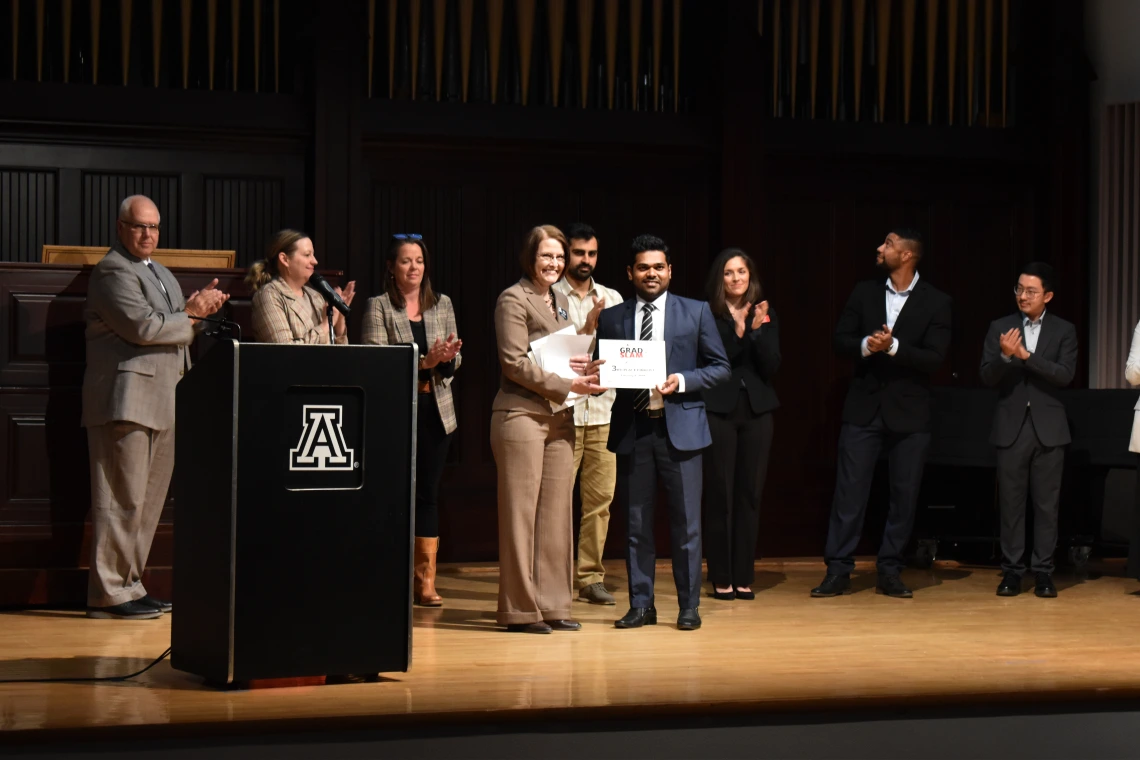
[{"x1": 572, "y1": 262, "x2": 594, "y2": 280}]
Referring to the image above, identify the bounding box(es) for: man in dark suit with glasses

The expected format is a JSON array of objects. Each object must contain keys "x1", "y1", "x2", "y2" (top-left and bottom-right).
[{"x1": 980, "y1": 262, "x2": 1077, "y2": 598}]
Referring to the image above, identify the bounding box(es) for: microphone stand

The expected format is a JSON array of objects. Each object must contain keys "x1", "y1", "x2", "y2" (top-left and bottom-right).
[{"x1": 327, "y1": 303, "x2": 335, "y2": 345}]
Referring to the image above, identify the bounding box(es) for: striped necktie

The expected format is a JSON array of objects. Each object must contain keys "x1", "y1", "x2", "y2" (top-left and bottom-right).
[{"x1": 633, "y1": 302, "x2": 655, "y2": 411}]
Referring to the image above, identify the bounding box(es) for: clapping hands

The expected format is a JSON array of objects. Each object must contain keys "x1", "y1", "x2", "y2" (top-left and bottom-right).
[
  {"x1": 866, "y1": 324, "x2": 894, "y2": 353},
  {"x1": 999, "y1": 327, "x2": 1029, "y2": 360},
  {"x1": 422, "y1": 332, "x2": 463, "y2": 369},
  {"x1": 185, "y1": 279, "x2": 230, "y2": 319}
]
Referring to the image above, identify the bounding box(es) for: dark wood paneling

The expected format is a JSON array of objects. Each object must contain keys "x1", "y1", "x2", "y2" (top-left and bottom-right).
[
  {"x1": 0, "y1": 169, "x2": 57, "y2": 262},
  {"x1": 0, "y1": 141, "x2": 306, "y2": 268},
  {"x1": 204, "y1": 177, "x2": 285, "y2": 265},
  {"x1": 82, "y1": 173, "x2": 182, "y2": 247}
]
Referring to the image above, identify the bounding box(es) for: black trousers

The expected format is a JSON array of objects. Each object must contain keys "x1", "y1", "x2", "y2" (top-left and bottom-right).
[
  {"x1": 823, "y1": 414, "x2": 931, "y2": 577},
  {"x1": 616, "y1": 415, "x2": 704, "y2": 610},
  {"x1": 996, "y1": 409, "x2": 1064, "y2": 576},
  {"x1": 703, "y1": 389, "x2": 774, "y2": 588},
  {"x1": 415, "y1": 394, "x2": 453, "y2": 538}
]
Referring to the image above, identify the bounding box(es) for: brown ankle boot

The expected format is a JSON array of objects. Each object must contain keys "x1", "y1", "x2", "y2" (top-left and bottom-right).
[{"x1": 414, "y1": 537, "x2": 443, "y2": 606}]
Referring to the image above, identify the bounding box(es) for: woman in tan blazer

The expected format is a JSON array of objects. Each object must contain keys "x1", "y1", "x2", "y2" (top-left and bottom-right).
[
  {"x1": 491, "y1": 225, "x2": 605, "y2": 633},
  {"x1": 247, "y1": 229, "x2": 356, "y2": 344},
  {"x1": 362, "y1": 234, "x2": 462, "y2": 606}
]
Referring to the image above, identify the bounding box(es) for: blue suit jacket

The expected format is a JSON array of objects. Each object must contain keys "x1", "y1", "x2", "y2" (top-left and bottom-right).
[{"x1": 596, "y1": 293, "x2": 730, "y2": 454}]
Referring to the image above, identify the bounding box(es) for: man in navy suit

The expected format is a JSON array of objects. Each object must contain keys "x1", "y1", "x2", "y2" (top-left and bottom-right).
[{"x1": 596, "y1": 235, "x2": 730, "y2": 631}]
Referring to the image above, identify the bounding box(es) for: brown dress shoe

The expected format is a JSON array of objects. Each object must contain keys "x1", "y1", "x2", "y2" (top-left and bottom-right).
[{"x1": 414, "y1": 536, "x2": 443, "y2": 606}]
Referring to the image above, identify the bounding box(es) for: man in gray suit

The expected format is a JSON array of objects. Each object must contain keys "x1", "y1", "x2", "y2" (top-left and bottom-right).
[
  {"x1": 980, "y1": 262, "x2": 1077, "y2": 599},
  {"x1": 83, "y1": 195, "x2": 229, "y2": 619}
]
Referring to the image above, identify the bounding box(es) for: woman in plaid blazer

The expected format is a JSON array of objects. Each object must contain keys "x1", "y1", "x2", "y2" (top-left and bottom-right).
[
  {"x1": 247, "y1": 229, "x2": 357, "y2": 344},
  {"x1": 362, "y1": 235, "x2": 462, "y2": 606}
]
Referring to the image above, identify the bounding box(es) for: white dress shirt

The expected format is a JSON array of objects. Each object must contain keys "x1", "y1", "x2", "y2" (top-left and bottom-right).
[
  {"x1": 634, "y1": 291, "x2": 684, "y2": 409},
  {"x1": 861, "y1": 272, "x2": 920, "y2": 357}
]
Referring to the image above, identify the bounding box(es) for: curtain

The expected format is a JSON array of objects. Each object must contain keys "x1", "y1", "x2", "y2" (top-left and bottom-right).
[{"x1": 1095, "y1": 102, "x2": 1140, "y2": 389}]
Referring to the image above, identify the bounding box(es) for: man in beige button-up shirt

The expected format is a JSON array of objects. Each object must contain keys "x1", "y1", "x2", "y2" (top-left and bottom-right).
[{"x1": 554, "y1": 224, "x2": 625, "y2": 605}]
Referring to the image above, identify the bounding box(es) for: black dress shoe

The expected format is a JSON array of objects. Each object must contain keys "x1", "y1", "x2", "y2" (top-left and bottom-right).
[
  {"x1": 734, "y1": 589, "x2": 756, "y2": 601},
  {"x1": 614, "y1": 607, "x2": 657, "y2": 628},
  {"x1": 506, "y1": 622, "x2": 553, "y2": 634},
  {"x1": 86, "y1": 601, "x2": 163, "y2": 620},
  {"x1": 709, "y1": 588, "x2": 735, "y2": 601},
  {"x1": 996, "y1": 572, "x2": 1022, "y2": 597},
  {"x1": 876, "y1": 575, "x2": 913, "y2": 598},
  {"x1": 810, "y1": 574, "x2": 851, "y2": 597},
  {"x1": 1035, "y1": 573, "x2": 1058, "y2": 598},
  {"x1": 544, "y1": 619, "x2": 582, "y2": 631},
  {"x1": 139, "y1": 595, "x2": 173, "y2": 613},
  {"x1": 677, "y1": 608, "x2": 701, "y2": 630}
]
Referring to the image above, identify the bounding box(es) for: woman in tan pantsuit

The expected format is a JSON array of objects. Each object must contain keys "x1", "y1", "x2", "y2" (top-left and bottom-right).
[
  {"x1": 362, "y1": 234, "x2": 462, "y2": 607},
  {"x1": 247, "y1": 229, "x2": 356, "y2": 344},
  {"x1": 491, "y1": 225, "x2": 605, "y2": 634}
]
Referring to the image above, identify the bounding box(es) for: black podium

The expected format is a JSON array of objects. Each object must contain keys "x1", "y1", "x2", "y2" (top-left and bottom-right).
[{"x1": 170, "y1": 340, "x2": 416, "y2": 684}]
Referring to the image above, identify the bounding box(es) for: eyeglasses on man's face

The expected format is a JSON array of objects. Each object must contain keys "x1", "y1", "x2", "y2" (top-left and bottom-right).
[
  {"x1": 1013, "y1": 286, "x2": 1043, "y2": 298},
  {"x1": 392, "y1": 233, "x2": 422, "y2": 241},
  {"x1": 121, "y1": 220, "x2": 161, "y2": 234}
]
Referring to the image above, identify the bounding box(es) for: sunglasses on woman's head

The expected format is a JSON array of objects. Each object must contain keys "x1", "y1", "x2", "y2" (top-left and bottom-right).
[{"x1": 392, "y1": 233, "x2": 423, "y2": 241}]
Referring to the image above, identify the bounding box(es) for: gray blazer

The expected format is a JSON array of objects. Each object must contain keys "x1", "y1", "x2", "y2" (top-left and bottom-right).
[
  {"x1": 81, "y1": 246, "x2": 201, "y2": 431},
  {"x1": 979, "y1": 312, "x2": 1078, "y2": 448},
  {"x1": 361, "y1": 292, "x2": 461, "y2": 434}
]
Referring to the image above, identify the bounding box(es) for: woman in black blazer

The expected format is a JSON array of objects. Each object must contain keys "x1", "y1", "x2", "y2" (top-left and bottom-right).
[{"x1": 701, "y1": 248, "x2": 780, "y2": 601}]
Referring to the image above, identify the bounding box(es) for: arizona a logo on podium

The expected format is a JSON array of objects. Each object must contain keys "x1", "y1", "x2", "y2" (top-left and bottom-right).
[{"x1": 289, "y1": 405, "x2": 356, "y2": 471}]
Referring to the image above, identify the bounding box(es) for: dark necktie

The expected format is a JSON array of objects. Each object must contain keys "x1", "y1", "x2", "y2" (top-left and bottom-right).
[
  {"x1": 633, "y1": 302, "x2": 655, "y2": 412},
  {"x1": 144, "y1": 260, "x2": 173, "y2": 310}
]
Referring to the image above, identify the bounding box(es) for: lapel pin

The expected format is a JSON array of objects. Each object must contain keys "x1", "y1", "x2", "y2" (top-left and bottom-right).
[{"x1": 558, "y1": 307, "x2": 568, "y2": 320}]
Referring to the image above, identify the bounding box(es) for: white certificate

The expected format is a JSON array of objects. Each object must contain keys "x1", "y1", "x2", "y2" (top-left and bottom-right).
[
  {"x1": 597, "y1": 339, "x2": 667, "y2": 389},
  {"x1": 531, "y1": 327, "x2": 595, "y2": 411}
]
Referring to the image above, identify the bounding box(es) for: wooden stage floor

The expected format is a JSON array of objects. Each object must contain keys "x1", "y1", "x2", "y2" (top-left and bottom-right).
[{"x1": 4, "y1": 560, "x2": 1140, "y2": 741}]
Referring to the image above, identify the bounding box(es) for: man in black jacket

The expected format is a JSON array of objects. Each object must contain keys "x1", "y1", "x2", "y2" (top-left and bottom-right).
[
  {"x1": 980, "y1": 262, "x2": 1077, "y2": 598},
  {"x1": 812, "y1": 229, "x2": 952, "y2": 599}
]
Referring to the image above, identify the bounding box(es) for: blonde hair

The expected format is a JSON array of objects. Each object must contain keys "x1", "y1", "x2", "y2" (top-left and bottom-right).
[{"x1": 246, "y1": 229, "x2": 309, "y2": 292}]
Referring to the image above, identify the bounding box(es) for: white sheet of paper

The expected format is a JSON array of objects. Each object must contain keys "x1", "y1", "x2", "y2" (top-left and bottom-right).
[
  {"x1": 531, "y1": 328, "x2": 595, "y2": 411},
  {"x1": 597, "y1": 339, "x2": 667, "y2": 389}
]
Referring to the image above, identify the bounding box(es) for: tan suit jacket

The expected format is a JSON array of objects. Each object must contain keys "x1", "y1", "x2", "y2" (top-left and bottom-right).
[
  {"x1": 361, "y1": 292, "x2": 462, "y2": 434},
  {"x1": 250, "y1": 277, "x2": 348, "y2": 345},
  {"x1": 81, "y1": 245, "x2": 200, "y2": 431},
  {"x1": 492, "y1": 278, "x2": 573, "y2": 416}
]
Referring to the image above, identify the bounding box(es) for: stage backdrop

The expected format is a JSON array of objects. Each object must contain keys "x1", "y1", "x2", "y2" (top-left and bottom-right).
[{"x1": 0, "y1": 0, "x2": 1090, "y2": 603}]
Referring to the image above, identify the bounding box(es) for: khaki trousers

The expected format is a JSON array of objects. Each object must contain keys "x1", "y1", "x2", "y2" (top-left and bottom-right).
[
  {"x1": 572, "y1": 423, "x2": 616, "y2": 588},
  {"x1": 86, "y1": 422, "x2": 174, "y2": 607},
  {"x1": 490, "y1": 408, "x2": 575, "y2": 625}
]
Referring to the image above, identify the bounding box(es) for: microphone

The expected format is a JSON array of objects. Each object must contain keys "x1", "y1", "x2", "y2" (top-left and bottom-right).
[{"x1": 308, "y1": 273, "x2": 350, "y2": 317}]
